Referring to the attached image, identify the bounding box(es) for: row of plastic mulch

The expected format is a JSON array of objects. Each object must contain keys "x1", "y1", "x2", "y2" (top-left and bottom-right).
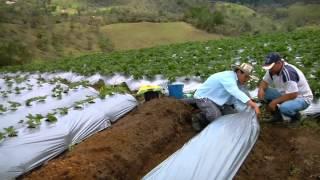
[
  {"x1": 0, "y1": 74, "x2": 138, "y2": 179},
  {"x1": 143, "y1": 110, "x2": 259, "y2": 180}
]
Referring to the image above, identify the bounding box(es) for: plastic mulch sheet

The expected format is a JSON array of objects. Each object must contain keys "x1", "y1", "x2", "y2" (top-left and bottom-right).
[
  {"x1": 143, "y1": 110, "x2": 259, "y2": 180},
  {"x1": 0, "y1": 80, "x2": 138, "y2": 180},
  {"x1": 302, "y1": 101, "x2": 320, "y2": 119}
]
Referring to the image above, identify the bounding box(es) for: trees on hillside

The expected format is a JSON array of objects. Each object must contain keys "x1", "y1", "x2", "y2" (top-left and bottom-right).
[
  {"x1": 222, "y1": 0, "x2": 319, "y2": 6},
  {"x1": 0, "y1": 40, "x2": 32, "y2": 66}
]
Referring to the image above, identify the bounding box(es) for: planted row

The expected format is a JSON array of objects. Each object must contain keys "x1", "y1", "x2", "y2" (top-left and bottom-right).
[{"x1": 1, "y1": 29, "x2": 319, "y2": 96}]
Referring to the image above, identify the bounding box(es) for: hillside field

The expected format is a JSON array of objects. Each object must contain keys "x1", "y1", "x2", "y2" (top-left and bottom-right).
[{"x1": 102, "y1": 22, "x2": 223, "y2": 50}]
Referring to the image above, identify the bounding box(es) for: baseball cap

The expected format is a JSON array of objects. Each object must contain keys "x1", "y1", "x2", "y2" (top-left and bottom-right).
[{"x1": 263, "y1": 52, "x2": 281, "y2": 70}]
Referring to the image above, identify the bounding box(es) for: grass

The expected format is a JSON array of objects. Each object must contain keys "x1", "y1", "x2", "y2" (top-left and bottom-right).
[
  {"x1": 101, "y1": 22, "x2": 223, "y2": 50},
  {"x1": 213, "y1": 2, "x2": 277, "y2": 34},
  {"x1": 1, "y1": 20, "x2": 223, "y2": 64},
  {"x1": 215, "y1": 2, "x2": 256, "y2": 18},
  {"x1": 2, "y1": 1, "x2": 320, "y2": 65}
]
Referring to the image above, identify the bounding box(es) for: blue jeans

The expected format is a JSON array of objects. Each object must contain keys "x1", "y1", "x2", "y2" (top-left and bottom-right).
[{"x1": 264, "y1": 88, "x2": 309, "y2": 117}]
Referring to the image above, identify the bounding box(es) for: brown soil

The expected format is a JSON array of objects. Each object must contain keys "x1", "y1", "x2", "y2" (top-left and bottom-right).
[
  {"x1": 236, "y1": 123, "x2": 320, "y2": 180},
  {"x1": 22, "y1": 97, "x2": 320, "y2": 180}
]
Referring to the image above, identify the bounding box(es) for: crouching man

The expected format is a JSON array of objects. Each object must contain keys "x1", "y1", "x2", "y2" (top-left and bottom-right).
[
  {"x1": 189, "y1": 63, "x2": 260, "y2": 131},
  {"x1": 258, "y1": 52, "x2": 313, "y2": 123}
]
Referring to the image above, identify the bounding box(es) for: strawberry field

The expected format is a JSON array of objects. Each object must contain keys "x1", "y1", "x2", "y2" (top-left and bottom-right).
[
  {"x1": 1, "y1": 29, "x2": 320, "y2": 97},
  {"x1": 0, "y1": 29, "x2": 320, "y2": 179}
]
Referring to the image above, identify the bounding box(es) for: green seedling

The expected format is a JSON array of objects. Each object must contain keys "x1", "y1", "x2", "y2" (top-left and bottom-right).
[
  {"x1": 56, "y1": 107, "x2": 68, "y2": 115},
  {"x1": 46, "y1": 113, "x2": 58, "y2": 123},
  {"x1": 0, "y1": 132, "x2": 5, "y2": 141},
  {"x1": 4, "y1": 126, "x2": 18, "y2": 137}
]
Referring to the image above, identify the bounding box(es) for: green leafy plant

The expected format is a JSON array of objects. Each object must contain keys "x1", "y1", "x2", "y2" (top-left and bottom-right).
[
  {"x1": 14, "y1": 76, "x2": 27, "y2": 84},
  {"x1": 4, "y1": 126, "x2": 18, "y2": 137},
  {"x1": 0, "y1": 104, "x2": 7, "y2": 114},
  {"x1": 26, "y1": 83, "x2": 33, "y2": 90},
  {"x1": 1, "y1": 92, "x2": 8, "y2": 98},
  {"x1": 99, "y1": 85, "x2": 130, "y2": 99},
  {"x1": 69, "y1": 81, "x2": 90, "y2": 89},
  {"x1": 56, "y1": 107, "x2": 69, "y2": 115},
  {"x1": 26, "y1": 113, "x2": 44, "y2": 128},
  {"x1": 25, "y1": 96, "x2": 47, "y2": 106},
  {"x1": 46, "y1": 113, "x2": 58, "y2": 123},
  {"x1": 73, "y1": 96, "x2": 97, "y2": 109},
  {"x1": 8, "y1": 101, "x2": 21, "y2": 111},
  {"x1": 0, "y1": 132, "x2": 5, "y2": 142},
  {"x1": 99, "y1": 86, "x2": 110, "y2": 99},
  {"x1": 14, "y1": 87, "x2": 21, "y2": 94}
]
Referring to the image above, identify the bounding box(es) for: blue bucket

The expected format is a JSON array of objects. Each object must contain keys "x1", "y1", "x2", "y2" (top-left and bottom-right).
[{"x1": 168, "y1": 84, "x2": 184, "y2": 99}]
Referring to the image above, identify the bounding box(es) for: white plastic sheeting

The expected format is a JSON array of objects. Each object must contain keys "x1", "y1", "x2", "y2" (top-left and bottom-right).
[
  {"x1": 0, "y1": 86, "x2": 97, "y2": 129},
  {"x1": 302, "y1": 101, "x2": 320, "y2": 118},
  {"x1": 0, "y1": 72, "x2": 202, "y2": 92},
  {"x1": 0, "y1": 73, "x2": 138, "y2": 179},
  {"x1": 0, "y1": 94, "x2": 138, "y2": 180},
  {"x1": 143, "y1": 110, "x2": 259, "y2": 180}
]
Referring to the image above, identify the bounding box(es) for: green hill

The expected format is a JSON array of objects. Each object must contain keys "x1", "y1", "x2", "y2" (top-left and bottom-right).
[
  {"x1": 0, "y1": 0, "x2": 320, "y2": 66},
  {"x1": 102, "y1": 22, "x2": 222, "y2": 50}
]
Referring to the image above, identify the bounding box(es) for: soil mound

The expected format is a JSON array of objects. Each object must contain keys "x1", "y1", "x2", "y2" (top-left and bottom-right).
[
  {"x1": 23, "y1": 97, "x2": 196, "y2": 180},
  {"x1": 22, "y1": 97, "x2": 320, "y2": 179}
]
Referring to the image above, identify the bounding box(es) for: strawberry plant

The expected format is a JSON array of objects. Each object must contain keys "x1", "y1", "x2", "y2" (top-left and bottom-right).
[
  {"x1": 13, "y1": 76, "x2": 27, "y2": 84},
  {"x1": 0, "y1": 132, "x2": 5, "y2": 142},
  {"x1": 46, "y1": 113, "x2": 58, "y2": 123},
  {"x1": 74, "y1": 96, "x2": 97, "y2": 110},
  {"x1": 99, "y1": 86, "x2": 111, "y2": 99},
  {"x1": 0, "y1": 104, "x2": 7, "y2": 114},
  {"x1": 26, "y1": 113, "x2": 44, "y2": 128},
  {"x1": 4, "y1": 126, "x2": 18, "y2": 137},
  {"x1": 26, "y1": 83, "x2": 33, "y2": 90},
  {"x1": 99, "y1": 84, "x2": 130, "y2": 99},
  {"x1": 0, "y1": 91, "x2": 8, "y2": 98},
  {"x1": 69, "y1": 81, "x2": 90, "y2": 89},
  {"x1": 55, "y1": 107, "x2": 69, "y2": 115},
  {"x1": 52, "y1": 85, "x2": 64, "y2": 99},
  {"x1": 25, "y1": 96, "x2": 47, "y2": 106},
  {"x1": 8, "y1": 101, "x2": 21, "y2": 111}
]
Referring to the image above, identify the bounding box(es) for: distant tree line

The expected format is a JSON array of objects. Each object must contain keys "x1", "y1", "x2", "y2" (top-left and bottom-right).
[
  {"x1": 220, "y1": 0, "x2": 319, "y2": 6},
  {"x1": 0, "y1": 0, "x2": 319, "y2": 66}
]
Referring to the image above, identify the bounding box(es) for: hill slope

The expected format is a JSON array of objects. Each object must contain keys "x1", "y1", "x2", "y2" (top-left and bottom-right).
[{"x1": 102, "y1": 22, "x2": 223, "y2": 50}]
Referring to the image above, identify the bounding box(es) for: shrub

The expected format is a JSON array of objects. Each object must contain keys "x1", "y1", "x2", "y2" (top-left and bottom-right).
[
  {"x1": 0, "y1": 40, "x2": 32, "y2": 66},
  {"x1": 98, "y1": 35, "x2": 114, "y2": 52}
]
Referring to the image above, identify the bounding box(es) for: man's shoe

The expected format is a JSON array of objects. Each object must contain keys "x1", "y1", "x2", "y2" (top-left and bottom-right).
[
  {"x1": 191, "y1": 114, "x2": 202, "y2": 132},
  {"x1": 281, "y1": 112, "x2": 301, "y2": 123},
  {"x1": 292, "y1": 112, "x2": 301, "y2": 121},
  {"x1": 286, "y1": 112, "x2": 301, "y2": 128},
  {"x1": 191, "y1": 113, "x2": 209, "y2": 132},
  {"x1": 264, "y1": 111, "x2": 283, "y2": 123}
]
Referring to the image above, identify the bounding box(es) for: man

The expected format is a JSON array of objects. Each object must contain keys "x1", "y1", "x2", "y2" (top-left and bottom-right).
[
  {"x1": 258, "y1": 52, "x2": 313, "y2": 122},
  {"x1": 190, "y1": 63, "x2": 260, "y2": 131}
]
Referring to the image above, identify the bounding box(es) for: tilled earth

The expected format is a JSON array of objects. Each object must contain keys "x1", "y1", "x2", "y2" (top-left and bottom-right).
[{"x1": 22, "y1": 97, "x2": 320, "y2": 180}]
